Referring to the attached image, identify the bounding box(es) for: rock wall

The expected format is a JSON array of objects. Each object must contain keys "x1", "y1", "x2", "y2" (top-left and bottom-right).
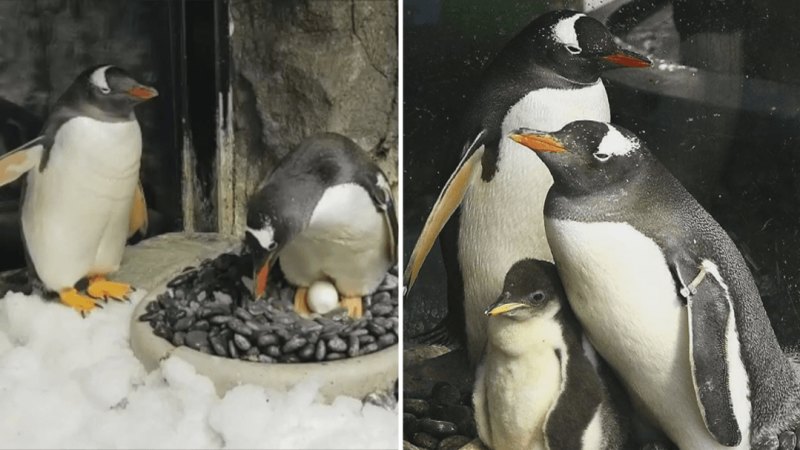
[{"x1": 226, "y1": 0, "x2": 398, "y2": 234}]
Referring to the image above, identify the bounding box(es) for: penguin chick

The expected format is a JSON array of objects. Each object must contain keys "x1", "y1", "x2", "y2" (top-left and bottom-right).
[
  {"x1": 511, "y1": 121, "x2": 800, "y2": 449},
  {"x1": 0, "y1": 65, "x2": 156, "y2": 315},
  {"x1": 244, "y1": 132, "x2": 397, "y2": 318},
  {"x1": 474, "y1": 259, "x2": 627, "y2": 450}
]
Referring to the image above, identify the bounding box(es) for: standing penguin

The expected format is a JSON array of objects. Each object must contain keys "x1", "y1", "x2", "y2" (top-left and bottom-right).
[
  {"x1": 511, "y1": 120, "x2": 800, "y2": 449},
  {"x1": 0, "y1": 65, "x2": 155, "y2": 314},
  {"x1": 474, "y1": 258, "x2": 627, "y2": 450},
  {"x1": 403, "y1": 9, "x2": 651, "y2": 363},
  {"x1": 244, "y1": 133, "x2": 396, "y2": 318}
]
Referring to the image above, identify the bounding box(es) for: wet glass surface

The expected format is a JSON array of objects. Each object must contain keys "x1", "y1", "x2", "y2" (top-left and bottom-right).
[{"x1": 403, "y1": 0, "x2": 800, "y2": 348}]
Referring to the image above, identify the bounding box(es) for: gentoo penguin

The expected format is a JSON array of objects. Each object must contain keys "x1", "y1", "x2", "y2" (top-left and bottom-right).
[
  {"x1": 244, "y1": 132, "x2": 396, "y2": 318},
  {"x1": 0, "y1": 65, "x2": 155, "y2": 315},
  {"x1": 511, "y1": 121, "x2": 800, "y2": 449},
  {"x1": 403, "y1": 9, "x2": 651, "y2": 363},
  {"x1": 474, "y1": 259, "x2": 627, "y2": 450}
]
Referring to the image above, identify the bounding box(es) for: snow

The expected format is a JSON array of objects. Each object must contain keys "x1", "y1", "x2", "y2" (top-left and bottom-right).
[{"x1": 0, "y1": 291, "x2": 397, "y2": 449}]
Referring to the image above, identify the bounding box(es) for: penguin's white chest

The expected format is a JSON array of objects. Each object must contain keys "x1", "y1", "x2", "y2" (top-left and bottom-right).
[
  {"x1": 475, "y1": 319, "x2": 565, "y2": 450},
  {"x1": 459, "y1": 81, "x2": 610, "y2": 362},
  {"x1": 22, "y1": 117, "x2": 141, "y2": 290},
  {"x1": 545, "y1": 218, "x2": 749, "y2": 449},
  {"x1": 280, "y1": 183, "x2": 391, "y2": 296}
]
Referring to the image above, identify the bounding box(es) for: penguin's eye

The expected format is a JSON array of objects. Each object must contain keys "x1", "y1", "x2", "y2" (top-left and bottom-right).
[
  {"x1": 565, "y1": 45, "x2": 582, "y2": 55},
  {"x1": 531, "y1": 291, "x2": 546, "y2": 303},
  {"x1": 594, "y1": 152, "x2": 611, "y2": 162},
  {"x1": 98, "y1": 86, "x2": 111, "y2": 94},
  {"x1": 266, "y1": 242, "x2": 278, "y2": 251}
]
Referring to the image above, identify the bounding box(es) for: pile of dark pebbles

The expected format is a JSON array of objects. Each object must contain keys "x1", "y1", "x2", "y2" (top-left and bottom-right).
[
  {"x1": 403, "y1": 382, "x2": 477, "y2": 449},
  {"x1": 139, "y1": 252, "x2": 399, "y2": 364}
]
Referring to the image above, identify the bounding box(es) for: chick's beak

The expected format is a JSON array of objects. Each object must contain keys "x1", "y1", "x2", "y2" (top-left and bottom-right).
[{"x1": 485, "y1": 301, "x2": 529, "y2": 317}]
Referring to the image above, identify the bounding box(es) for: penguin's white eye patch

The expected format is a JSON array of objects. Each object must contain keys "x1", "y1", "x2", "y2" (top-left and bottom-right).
[
  {"x1": 565, "y1": 45, "x2": 582, "y2": 55},
  {"x1": 594, "y1": 152, "x2": 611, "y2": 162},
  {"x1": 247, "y1": 225, "x2": 276, "y2": 251},
  {"x1": 90, "y1": 65, "x2": 113, "y2": 95}
]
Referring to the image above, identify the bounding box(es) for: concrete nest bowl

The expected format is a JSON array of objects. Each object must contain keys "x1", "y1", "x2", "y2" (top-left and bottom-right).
[{"x1": 128, "y1": 234, "x2": 398, "y2": 402}]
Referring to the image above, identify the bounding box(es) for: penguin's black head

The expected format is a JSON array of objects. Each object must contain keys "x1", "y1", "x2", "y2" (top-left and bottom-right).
[
  {"x1": 510, "y1": 121, "x2": 648, "y2": 195},
  {"x1": 244, "y1": 199, "x2": 298, "y2": 299},
  {"x1": 71, "y1": 65, "x2": 158, "y2": 120},
  {"x1": 485, "y1": 259, "x2": 565, "y2": 321},
  {"x1": 511, "y1": 10, "x2": 651, "y2": 84}
]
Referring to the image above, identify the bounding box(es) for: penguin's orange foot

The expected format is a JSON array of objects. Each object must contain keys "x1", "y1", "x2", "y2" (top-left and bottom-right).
[
  {"x1": 294, "y1": 287, "x2": 311, "y2": 317},
  {"x1": 60, "y1": 288, "x2": 101, "y2": 317},
  {"x1": 340, "y1": 296, "x2": 363, "y2": 319},
  {"x1": 87, "y1": 277, "x2": 133, "y2": 302}
]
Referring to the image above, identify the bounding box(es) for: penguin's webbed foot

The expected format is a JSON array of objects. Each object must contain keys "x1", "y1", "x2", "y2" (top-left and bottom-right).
[
  {"x1": 340, "y1": 296, "x2": 362, "y2": 319},
  {"x1": 87, "y1": 276, "x2": 133, "y2": 302},
  {"x1": 294, "y1": 287, "x2": 311, "y2": 317},
  {"x1": 60, "y1": 288, "x2": 102, "y2": 317}
]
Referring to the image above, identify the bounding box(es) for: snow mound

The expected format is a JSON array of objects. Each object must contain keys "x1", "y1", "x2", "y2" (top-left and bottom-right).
[{"x1": 0, "y1": 291, "x2": 397, "y2": 449}]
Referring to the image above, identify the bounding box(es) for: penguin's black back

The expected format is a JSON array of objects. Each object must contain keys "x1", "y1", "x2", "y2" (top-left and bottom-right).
[{"x1": 247, "y1": 132, "x2": 388, "y2": 233}]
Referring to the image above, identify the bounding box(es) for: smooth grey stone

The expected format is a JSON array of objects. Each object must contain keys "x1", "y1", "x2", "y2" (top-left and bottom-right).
[
  {"x1": 327, "y1": 336, "x2": 347, "y2": 352},
  {"x1": 282, "y1": 336, "x2": 307, "y2": 354},
  {"x1": 234, "y1": 334, "x2": 252, "y2": 351},
  {"x1": 378, "y1": 333, "x2": 397, "y2": 348},
  {"x1": 315, "y1": 339, "x2": 326, "y2": 361},
  {"x1": 256, "y1": 333, "x2": 278, "y2": 347},
  {"x1": 347, "y1": 335, "x2": 360, "y2": 358},
  {"x1": 174, "y1": 316, "x2": 193, "y2": 331},
  {"x1": 419, "y1": 419, "x2": 457, "y2": 438},
  {"x1": 185, "y1": 330, "x2": 208, "y2": 351}
]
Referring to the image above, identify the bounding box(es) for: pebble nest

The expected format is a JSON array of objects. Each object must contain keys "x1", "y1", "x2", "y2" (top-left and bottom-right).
[
  {"x1": 138, "y1": 252, "x2": 399, "y2": 364},
  {"x1": 404, "y1": 382, "x2": 477, "y2": 449}
]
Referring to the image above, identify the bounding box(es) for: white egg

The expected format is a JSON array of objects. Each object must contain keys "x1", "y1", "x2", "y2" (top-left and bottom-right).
[{"x1": 307, "y1": 280, "x2": 340, "y2": 314}]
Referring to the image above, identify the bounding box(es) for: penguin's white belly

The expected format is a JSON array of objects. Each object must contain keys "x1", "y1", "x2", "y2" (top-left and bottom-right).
[
  {"x1": 22, "y1": 117, "x2": 141, "y2": 290},
  {"x1": 546, "y1": 218, "x2": 749, "y2": 450},
  {"x1": 477, "y1": 339, "x2": 563, "y2": 450},
  {"x1": 460, "y1": 81, "x2": 610, "y2": 363},
  {"x1": 280, "y1": 183, "x2": 391, "y2": 296}
]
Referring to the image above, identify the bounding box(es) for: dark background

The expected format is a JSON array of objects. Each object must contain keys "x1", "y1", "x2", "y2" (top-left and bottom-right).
[{"x1": 403, "y1": 0, "x2": 800, "y2": 349}]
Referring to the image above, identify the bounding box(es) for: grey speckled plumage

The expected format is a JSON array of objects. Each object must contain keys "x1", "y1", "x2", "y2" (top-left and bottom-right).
[{"x1": 517, "y1": 120, "x2": 800, "y2": 449}]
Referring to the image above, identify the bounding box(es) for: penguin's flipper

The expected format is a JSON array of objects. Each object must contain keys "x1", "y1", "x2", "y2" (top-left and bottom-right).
[
  {"x1": 545, "y1": 348, "x2": 605, "y2": 450},
  {"x1": 0, "y1": 137, "x2": 43, "y2": 187},
  {"x1": 128, "y1": 181, "x2": 148, "y2": 237},
  {"x1": 404, "y1": 130, "x2": 487, "y2": 292},
  {"x1": 675, "y1": 259, "x2": 743, "y2": 447},
  {"x1": 360, "y1": 171, "x2": 397, "y2": 262}
]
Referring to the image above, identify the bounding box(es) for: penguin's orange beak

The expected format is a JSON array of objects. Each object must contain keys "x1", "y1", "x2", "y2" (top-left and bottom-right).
[
  {"x1": 252, "y1": 250, "x2": 277, "y2": 300},
  {"x1": 603, "y1": 49, "x2": 652, "y2": 68},
  {"x1": 128, "y1": 85, "x2": 159, "y2": 100},
  {"x1": 255, "y1": 263, "x2": 270, "y2": 299},
  {"x1": 509, "y1": 133, "x2": 566, "y2": 153}
]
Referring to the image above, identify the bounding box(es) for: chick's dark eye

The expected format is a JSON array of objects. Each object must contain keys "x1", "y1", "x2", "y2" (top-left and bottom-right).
[
  {"x1": 532, "y1": 291, "x2": 545, "y2": 302},
  {"x1": 565, "y1": 45, "x2": 582, "y2": 55},
  {"x1": 267, "y1": 242, "x2": 278, "y2": 251}
]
